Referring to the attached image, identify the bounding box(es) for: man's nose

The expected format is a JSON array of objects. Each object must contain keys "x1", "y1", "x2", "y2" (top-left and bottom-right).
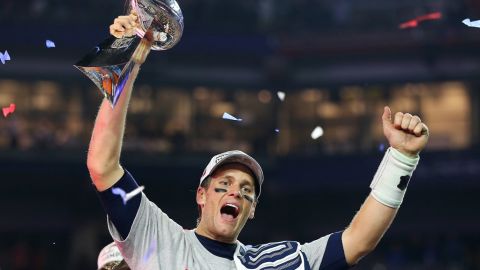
[{"x1": 228, "y1": 188, "x2": 242, "y2": 198}]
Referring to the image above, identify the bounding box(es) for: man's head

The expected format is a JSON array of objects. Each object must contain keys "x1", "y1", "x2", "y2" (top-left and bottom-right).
[
  {"x1": 195, "y1": 150, "x2": 264, "y2": 243},
  {"x1": 97, "y1": 242, "x2": 130, "y2": 270}
]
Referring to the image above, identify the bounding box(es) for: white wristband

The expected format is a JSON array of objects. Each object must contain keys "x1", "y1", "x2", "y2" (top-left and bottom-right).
[{"x1": 370, "y1": 147, "x2": 419, "y2": 208}]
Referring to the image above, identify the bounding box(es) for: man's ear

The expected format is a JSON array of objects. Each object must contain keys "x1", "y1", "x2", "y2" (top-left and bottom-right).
[
  {"x1": 248, "y1": 201, "x2": 257, "y2": 219},
  {"x1": 196, "y1": 187, "x2": 206, "y2": 206}
]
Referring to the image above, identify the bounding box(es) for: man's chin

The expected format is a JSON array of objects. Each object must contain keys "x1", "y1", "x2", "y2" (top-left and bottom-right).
[{"x1": 214, "y1": 223, "x2": 239, "y2": 241}]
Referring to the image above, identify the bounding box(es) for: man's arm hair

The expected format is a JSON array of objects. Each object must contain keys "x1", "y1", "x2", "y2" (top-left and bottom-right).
[
  {"x1": 87, "y1": 64, "x2": 141, "y2": 191},
  {"x1": 341, "y1": 195, "x2": 397, "y2": 265}
]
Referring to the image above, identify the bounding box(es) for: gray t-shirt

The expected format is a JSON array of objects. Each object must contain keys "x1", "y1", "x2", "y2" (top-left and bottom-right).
[{"x1": 108, "y1": 193, "x2": 346, "y2": 270}]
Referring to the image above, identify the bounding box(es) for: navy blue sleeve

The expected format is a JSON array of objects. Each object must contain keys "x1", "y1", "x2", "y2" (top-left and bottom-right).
[
  {"x1": 97, "y1": 169, "x2": 141, "y2": 239},
  {"x1": 319, "y1": 231, "x2": 349, "y2": 270}
]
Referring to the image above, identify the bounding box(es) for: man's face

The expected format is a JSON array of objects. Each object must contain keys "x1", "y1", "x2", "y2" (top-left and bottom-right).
[{"x1": 196, "y1": 163, "x2": 257, "y2": 243}]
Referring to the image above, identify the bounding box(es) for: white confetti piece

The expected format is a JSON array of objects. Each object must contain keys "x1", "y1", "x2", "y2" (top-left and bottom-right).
[
  {"x1": 277, "y1": 91, "x2": 286, "y2": 101},
  {"x1": 462, "y1": 18, "x2": 480, "y2": 28},
  {"x1": 112, "y1": 186, "x2": 145, "y2": 205},
  {"x1": 311, "y1": 126, "x2": 324, "y2": 140},
  {"x1": 222, "y1": 112, "x2": 242, "y2": 121}
]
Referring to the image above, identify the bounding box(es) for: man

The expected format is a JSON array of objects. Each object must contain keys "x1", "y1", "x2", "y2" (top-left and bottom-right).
[
  {"x1": 87, "y1": 13, "x2": 430, "y2": 269},
  {"x1": 97, "y1": 242, "x2": 130, "y2": 270}
]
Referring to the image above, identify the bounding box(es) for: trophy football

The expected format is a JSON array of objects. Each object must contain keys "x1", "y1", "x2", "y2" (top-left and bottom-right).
[{"x1": 74, "y1": 0, "x2": 184, "y2": 107}]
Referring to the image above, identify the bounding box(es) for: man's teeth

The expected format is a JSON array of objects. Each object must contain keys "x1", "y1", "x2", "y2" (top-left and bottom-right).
[{"x1": 226, "y1": 203, "x2": 238, "y2": 210}]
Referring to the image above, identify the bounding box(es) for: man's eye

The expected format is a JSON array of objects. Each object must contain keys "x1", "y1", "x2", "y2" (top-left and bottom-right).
[{"x1": 242, "y1": 187, "x2": 252, "y2": 193}]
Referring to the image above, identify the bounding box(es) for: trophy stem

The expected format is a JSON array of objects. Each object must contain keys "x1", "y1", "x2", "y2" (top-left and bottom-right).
[
  {"x1": 111, "y1": 36, "x2": 153, "y2": 107},
  {"x1": 132, "y1": 34, "x2": 154, "y2": 64}
]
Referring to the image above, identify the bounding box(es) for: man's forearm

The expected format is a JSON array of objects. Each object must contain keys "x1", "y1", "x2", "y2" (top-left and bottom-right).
[
  {"x1": 342, "y1": 195, "x2": 397, "y2": 265},
  {"x1": 87, "y1": 64, "x2": 141, "y2": 191}
]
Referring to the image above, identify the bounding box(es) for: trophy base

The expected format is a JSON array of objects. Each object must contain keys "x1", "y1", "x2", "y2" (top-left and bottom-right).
[
  {"x1": 74, "y1": 36, "x2": 142, "y2": 107},
  {"x1": 75, "y1": 62, "x2": 136, "y2": 107}
]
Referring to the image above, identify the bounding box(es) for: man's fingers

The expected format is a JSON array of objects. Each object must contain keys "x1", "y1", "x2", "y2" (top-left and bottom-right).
[
  {"x1": 413, "y1": 123, "x2": 424, "y2": 136},
  {"x1": 413, "y1": 122, "x2": 429, "y2": 137},
  {"x1": 110, "y1": 24, "x2": 125, "y2": 38},
  {"x1": 408, "y1": 115, "x2": 421, "y2": 132},
  {"x1": 382, "y1": 106, "x2": 393, "y2": 130},
  {"x1": 110, "y1": 14, "x2": 140, "y2": 38},
  {"x1": 129, "y1": 12, "x2": 138, "y2": 24},
  {"x1": 382, "y1": 106, "x2": 391, "y2": 122},
  {"x1": 393, "y1": 112, "x2": 404, "y2": 128},
  {"x1": 114, "y1": 15, "x2": 138, "y2": 29},
  {"x1": 400, "y1": 113, "x2": 413, "y2": 130}
]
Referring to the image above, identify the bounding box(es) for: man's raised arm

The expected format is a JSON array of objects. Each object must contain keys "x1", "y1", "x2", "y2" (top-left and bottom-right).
[
  {"x1": 342, "y1": 106, "x2": 429, "y2": 265},
  {"x1": 87, "y1": 13, "x2": 150, "y2": 191}
]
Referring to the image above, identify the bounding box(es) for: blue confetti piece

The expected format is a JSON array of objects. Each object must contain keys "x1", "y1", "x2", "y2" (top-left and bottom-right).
[
  {"x1": 378, "y1": 143, "x2": 385, "y2": 152},
  {"x1": 4, "y1": 50, "x2": 10, "y2": 61},
  {"x1": 0, "y1": 51, "x2": 11, "y2": 64},
  {"x1": 46, "y1": 40, "x2": 56, "y2": 48},
  {"x1": 222, "y1": 112, "x2": 242, "y2": 122}
]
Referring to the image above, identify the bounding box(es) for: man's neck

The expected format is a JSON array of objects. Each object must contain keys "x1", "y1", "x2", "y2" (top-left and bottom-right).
[
  {"x1": 194, "y1": 231, "x2": 237, "y2": 260},
  {"x1": 195, "y1": 224, "x2": 237, "y2": 244}
]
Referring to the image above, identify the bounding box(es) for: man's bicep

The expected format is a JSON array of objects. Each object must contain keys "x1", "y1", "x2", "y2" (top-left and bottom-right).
[
  {"x1": 302, "y1": 231, "x2": 349, "y2": 270},
  {"x1": 98, "y1": 169, "x2": 142, "y2": 239}
]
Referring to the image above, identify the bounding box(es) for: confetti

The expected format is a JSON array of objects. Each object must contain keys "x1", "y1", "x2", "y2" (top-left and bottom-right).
[
  {"x1": 399, "y1": 12, "x2": 442, "y2": 29},
  {"x1": 277, "y1": 91, "x2": 286, "y2": 101},
  {"x1": 112, "y1": 186, "x2": 145, "y2": 205},
  {"x1": 222, "y1": 112, "x2": 242, "y2": 122},
  {"x1": 311, "y1": 126, "x2": 324, "y2": 140},
  {"x1": 46, "y1": 40, "x2": 56, "y2": 48},
  {"x1": 4, "y1": 50, "x2": 10, "y2": 60},
  {"x1": 378, "y1": 143, "x2": 385, "y2": 152},
  {"x1": 2, "y1": 103, "x2": 16, "y2": 117},
  {"x1": 274, "y1": 128, "x2": 280, "y2": 133},
  {"x1": 462, "y1": 18, "x2": 480, "y2": 28},
  {"x1": 0, "y1": 51, "x2": 10, "y2": 64}
]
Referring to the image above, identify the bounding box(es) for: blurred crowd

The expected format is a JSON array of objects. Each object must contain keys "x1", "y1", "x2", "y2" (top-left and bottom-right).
[{"x1": 0, "y1": 79, "x2": 475, "y2": 156}]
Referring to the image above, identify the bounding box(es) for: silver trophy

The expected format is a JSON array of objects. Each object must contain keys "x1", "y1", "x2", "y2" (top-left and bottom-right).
[{"x1": 74, "y1": 0, "x2": 184, "y2": 107}]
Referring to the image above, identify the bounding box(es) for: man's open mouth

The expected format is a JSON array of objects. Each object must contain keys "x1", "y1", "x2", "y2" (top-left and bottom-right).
[{"x1": 220, "y1": 203, "x2": 240, "y2": 220}]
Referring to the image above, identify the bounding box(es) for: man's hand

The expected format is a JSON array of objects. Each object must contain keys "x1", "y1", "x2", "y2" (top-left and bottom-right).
[
  {"x1": 382, "y1": 106, "x2": 429, "y2": 157},
  {"x1": 110, "y1": 12, "x2": 139, "y2": 38}
]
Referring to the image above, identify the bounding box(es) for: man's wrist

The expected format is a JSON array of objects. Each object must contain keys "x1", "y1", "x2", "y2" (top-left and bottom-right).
[
  {"x1": 369, "y1": 147, "x2": 420, "y2": 208},
  {"x1": 390, "y1": 147, "x2": 419, "y2": 164}
]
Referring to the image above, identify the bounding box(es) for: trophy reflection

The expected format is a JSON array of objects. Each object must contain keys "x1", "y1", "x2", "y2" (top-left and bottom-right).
[{"x1": 74, "y1": 0, "x2": 184, "y2": 107}]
